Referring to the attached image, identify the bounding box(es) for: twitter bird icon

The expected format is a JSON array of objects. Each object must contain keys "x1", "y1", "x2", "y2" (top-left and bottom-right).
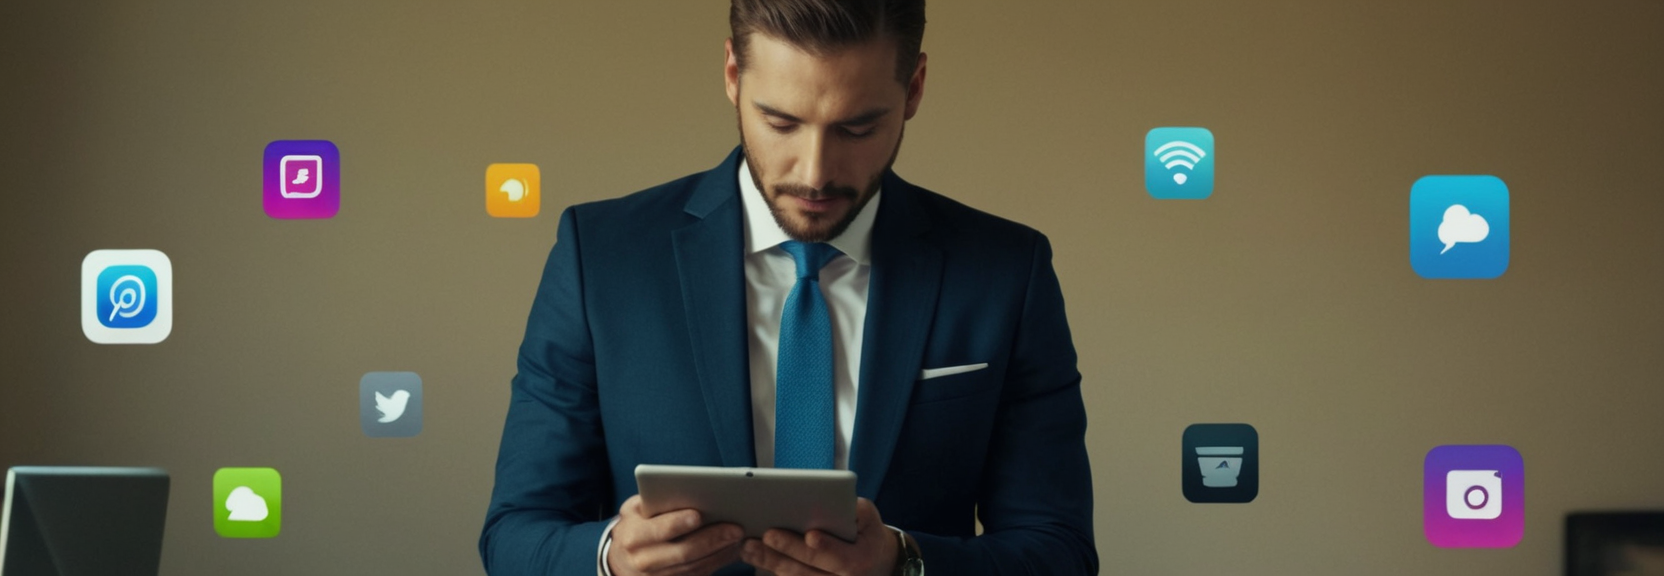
[
  {"x1": 376, "y1": 390, "x2": 411, "y2": 422},
  {"x1": 360, "y1": 372, "x2": 423, "y2": 437}
]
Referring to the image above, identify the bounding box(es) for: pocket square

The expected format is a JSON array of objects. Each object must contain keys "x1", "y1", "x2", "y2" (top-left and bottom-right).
[{"x1": 918, "y1": 363, "x2": 989, "y2": 381}]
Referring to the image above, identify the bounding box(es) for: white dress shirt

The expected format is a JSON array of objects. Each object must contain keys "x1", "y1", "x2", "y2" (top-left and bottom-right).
[
  {"x1": 739, "y1": 158, "x2": 877, "y2": 471},
  {"x1": 599, "y1": 160, "x2": 879, "y2": 574}
]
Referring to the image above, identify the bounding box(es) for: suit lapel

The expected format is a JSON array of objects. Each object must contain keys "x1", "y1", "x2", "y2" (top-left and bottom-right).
[
  {"x1": 672, "y1": 147, "x2": 756, "y2": 467},
  {"x1": 849, "y1": 171, "x2": 943, "y2": 498}
]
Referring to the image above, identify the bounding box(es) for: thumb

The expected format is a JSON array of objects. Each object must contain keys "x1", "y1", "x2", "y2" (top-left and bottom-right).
[{"x1": 855, "y1": 497, "x2": 883, "y2": 529}]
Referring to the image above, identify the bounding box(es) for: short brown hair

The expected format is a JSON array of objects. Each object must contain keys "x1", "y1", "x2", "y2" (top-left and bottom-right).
[{"x1": 730, "y1": 0, "x2": 926, "y2": 85}]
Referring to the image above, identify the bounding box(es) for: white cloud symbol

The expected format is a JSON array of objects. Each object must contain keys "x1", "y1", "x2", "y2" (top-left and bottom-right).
[
  {"x1": 1437, "y1": 204, "x2": 1490, "y2": 254},
  {"x1": 226, "y1": 486, "x2": 269, "y2": 522}
]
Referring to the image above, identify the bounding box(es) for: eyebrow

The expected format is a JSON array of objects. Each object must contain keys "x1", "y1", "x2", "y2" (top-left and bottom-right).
[{"x1": 753, "y1": 101, "x2": 891, "y2": 126}]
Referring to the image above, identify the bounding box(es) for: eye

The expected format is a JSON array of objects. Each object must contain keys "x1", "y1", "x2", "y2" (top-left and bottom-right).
[
  {"x1": 768, "y1": 122, "x2": 798, "y2": 134},
  {"x1": 842, "y1": 126, "x2": 875, "y2": 139}
]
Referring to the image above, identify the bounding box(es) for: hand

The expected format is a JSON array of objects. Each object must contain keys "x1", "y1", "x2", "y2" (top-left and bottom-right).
[
  {"x1": 607, "y1": 495, "x2": 746, "y2": 576},
  {"x1": 739, "y1": 497, "x2": 898, "y2": 576}
]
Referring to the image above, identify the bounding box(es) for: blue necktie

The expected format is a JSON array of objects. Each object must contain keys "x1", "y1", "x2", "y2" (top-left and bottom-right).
[{"x1": 774, "y1": 240, "x2": 841, "y2": 469}]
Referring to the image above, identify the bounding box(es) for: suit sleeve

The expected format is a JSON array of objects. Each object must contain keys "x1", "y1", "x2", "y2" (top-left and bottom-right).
[
  {"x1": 908, "y1": 233, "x2": 1099, "y2": 575},
  {"x1": 480, "y1": 207, "x2": 617, "y2": 575}
]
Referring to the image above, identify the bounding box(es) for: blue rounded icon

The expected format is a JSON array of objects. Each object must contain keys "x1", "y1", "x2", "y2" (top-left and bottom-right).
[
  {"x1": 1410, "y1": 176, "x2": 1510, "y2": 279},
  {"x1": 96, "y1": 265, "x2": 159, "y2": 329},
  {"x1": 1145, "y1": 127, "x2": 1215, "y2": 199}
]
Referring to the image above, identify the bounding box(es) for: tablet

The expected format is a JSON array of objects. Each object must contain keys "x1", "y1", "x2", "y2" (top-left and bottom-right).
[
  {"x1": 635, "y1": 464, "x2": 858, "y2": 542},
  {"x1": 2, "y1": 466, "x2": 170, "y2": 576}
]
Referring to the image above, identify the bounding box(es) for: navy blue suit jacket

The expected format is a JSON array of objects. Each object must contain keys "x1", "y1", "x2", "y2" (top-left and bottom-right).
[{"x1": 480, "y1": 147, "x2": 1096, "y2": 575}]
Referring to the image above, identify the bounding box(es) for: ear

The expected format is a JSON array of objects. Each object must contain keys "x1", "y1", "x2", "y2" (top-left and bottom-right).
[
  {"x1": 903, "y1": 52, "x2": 927, "y2": 121},
  {"x1": 725, "y1": 38, "x2": 741, "y2": 107}
]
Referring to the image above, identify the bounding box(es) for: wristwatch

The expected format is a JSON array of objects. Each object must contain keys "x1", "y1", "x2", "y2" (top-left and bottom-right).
[{"x1": 889, "y1": 525, "x2": 924, "y2": 576}]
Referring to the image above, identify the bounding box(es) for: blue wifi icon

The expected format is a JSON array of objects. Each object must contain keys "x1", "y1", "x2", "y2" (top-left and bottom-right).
[{"x1": 1145, "y1": 127, "x2": 1215, "y2": 199}]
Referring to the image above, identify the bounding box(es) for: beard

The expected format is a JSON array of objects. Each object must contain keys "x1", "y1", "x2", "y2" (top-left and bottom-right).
[{"x1": 739, "y1": 118, "x2": 902, "y2": 244}]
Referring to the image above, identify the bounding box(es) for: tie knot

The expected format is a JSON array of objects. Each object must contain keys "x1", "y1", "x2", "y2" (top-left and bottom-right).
[{"x1": 779, "y1": 240, "x2": 842, "y2": 280}]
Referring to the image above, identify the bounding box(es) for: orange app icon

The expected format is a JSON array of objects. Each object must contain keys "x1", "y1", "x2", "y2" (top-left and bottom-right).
[{"x1": 486, "y1": 163, "x2": 540, "y2": 218}]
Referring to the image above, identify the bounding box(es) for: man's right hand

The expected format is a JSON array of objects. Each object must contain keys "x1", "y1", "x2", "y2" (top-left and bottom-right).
[{"x1": 607, "y1": 495, "x2": 745, "y2": 576}]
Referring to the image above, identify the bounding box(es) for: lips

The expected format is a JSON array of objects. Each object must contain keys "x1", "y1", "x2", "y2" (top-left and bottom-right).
[{"x1": 791, "y1": 194, "x2": 848, "y2": 213}]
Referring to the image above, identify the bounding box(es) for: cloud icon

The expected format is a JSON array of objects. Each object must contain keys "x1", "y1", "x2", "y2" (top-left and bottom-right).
[
  {"x1": 1437, "y1": 204, "x2": 1490, "y2": 254},
  {"x1": 226, "y1": 486, "x2": 269, "y2": 522}
]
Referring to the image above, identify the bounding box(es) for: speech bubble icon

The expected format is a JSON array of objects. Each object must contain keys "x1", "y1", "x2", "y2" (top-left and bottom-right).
[{"x1": 1437, "y1": 204, "x2": 1490, "y2": 254}]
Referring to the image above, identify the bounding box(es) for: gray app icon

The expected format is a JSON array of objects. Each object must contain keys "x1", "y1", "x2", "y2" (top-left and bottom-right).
[{"x1": 360, "y1": 372, "x2": 422, "y2": 437}]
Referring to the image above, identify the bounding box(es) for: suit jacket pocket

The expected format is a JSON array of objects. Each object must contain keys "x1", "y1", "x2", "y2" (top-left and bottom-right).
[{"x1": 910, "y1": 367, "x2": 999, "y2": 405}]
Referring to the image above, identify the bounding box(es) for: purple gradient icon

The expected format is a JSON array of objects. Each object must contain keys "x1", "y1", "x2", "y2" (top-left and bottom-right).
[
  {"x1": 1423, "y1": 444, "x2": 1524, "y2": 548},
  {"x1": 263, "y1": 140, "x2": 339, "y2": 219}
]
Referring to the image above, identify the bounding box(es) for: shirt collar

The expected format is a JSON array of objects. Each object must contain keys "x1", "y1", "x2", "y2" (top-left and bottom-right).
[{"x1": 739, "y1": 158, "x2": 879, "y2": 266}]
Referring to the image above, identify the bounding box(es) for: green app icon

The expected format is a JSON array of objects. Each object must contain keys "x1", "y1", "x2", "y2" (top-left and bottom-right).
[{"x1": 213, "y1": 467, "x2": 282, "y2": 538}]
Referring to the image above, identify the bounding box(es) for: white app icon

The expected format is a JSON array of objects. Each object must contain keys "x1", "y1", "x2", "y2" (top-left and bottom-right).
[
  {"x1": 225, "y1": 486, "x2": 270, "y2": 522},
  {"x1": 1195, "y1": 446, "x2": 1244, "y2": 488},
  {"x1": 1446, "y1": 469, "x2": 1503, "y2": 520},
  {"x1": 81, "y1": 249, "x2": 173, "y2": 344},
  {"x1": 1437, "y1": 204, "x2": 1491, "y2": 254},
  {"x1": 499, "y1": 178, "x2": 528, "y2": 202},
  {"x1": 280, "y1": 154, "x2": 324, "y2": 199},
  {"x1": 375, "y1": 389, "x2": 411, "y2": 423}
]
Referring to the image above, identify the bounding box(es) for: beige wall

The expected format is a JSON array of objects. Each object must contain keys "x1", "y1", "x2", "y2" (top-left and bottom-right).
[{"x1": 2, "y1": 1, "x2": 1661, "y2": 574}]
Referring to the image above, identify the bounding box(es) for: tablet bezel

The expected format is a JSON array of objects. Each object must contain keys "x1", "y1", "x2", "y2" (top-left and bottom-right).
[{"x1": 634, "y1": 464, "x2": 858, "y2": 542}]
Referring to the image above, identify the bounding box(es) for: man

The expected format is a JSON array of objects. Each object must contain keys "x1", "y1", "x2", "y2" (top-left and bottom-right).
[{"x1": 479, "y1": 1, "x2": 1096, "y2": 574}]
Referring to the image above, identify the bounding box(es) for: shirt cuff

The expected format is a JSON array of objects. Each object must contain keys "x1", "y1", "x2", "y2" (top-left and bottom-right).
[{"x1": 597, "y1": 516, "x2": 622, "y2": 576}]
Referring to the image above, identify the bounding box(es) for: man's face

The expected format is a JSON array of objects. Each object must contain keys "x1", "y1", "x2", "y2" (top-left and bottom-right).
[{"x1": 726, "y1": 33, "x2": 925, "y2": 243}]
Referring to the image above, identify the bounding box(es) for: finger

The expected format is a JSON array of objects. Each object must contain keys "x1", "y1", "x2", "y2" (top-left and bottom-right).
[
  {"x1": 670, "y1": 523, "x2": 746, "y2": 556},
  {"x1": 614, "y1": 507, "x2": 701, "y2": 551},
  {"x1": 742, "y1": 538, "x2": 835, "y2": 576},
  {"x1": 676, "y1": 537, "x2": 745, "y2": 575},
  {"x1": 805, "y1": 528, "x2": 858, "y2": 557},
  {"x1": 762, "y1": 528, "x2": 849, "y2": 574},
  {"x1": 632, "y1": 524, "x2": 745, "y2": 573},
  {"x1": 649, "y1": 508, "x2": 705, "y2": 541},
  {"x1": 854, "y1": 497, "x2": 883, "y2": 531}
]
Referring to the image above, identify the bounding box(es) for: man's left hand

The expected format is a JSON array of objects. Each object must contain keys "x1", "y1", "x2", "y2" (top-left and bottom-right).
[{"x1": 739, "y1": 497, "x2": 898, "y2": 576}]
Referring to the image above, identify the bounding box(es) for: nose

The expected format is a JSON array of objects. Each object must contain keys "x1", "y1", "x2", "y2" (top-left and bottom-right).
[{"x1": 797, "y1": 131, "x2": 837, "y2": 191}]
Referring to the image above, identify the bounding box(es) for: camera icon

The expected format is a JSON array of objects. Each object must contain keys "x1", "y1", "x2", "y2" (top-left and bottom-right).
[{"x1": 1445, "y1": 470, "x2": 1503, "y2": 520}]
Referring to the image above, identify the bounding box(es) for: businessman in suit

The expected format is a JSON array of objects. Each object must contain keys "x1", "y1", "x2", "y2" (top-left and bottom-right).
[{"x1": 480, "y1": 1, "x2": 1095, "y2": 574}]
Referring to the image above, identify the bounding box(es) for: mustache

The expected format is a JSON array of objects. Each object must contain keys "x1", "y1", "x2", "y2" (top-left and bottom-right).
[{"x1": 770, "y1": 183, "x2": 859, "y2": 201}]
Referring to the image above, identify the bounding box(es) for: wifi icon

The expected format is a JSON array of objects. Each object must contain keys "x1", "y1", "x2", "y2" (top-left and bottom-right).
[{"x1": 1145, "y1": 127, "x2": 1215, "y2": 199}]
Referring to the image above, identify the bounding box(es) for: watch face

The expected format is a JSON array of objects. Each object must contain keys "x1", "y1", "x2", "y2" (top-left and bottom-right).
[{"x1": 902, "y1": 558, "x2": 925, "y2": 576}]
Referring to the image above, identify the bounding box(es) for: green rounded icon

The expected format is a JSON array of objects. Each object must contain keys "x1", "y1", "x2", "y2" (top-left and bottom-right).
[{"x1": 213, "y1": 467, "x2": 282, "y2": 538}]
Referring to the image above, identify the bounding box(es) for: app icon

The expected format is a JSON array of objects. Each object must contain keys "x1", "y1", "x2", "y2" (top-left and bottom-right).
[
  {"x1": 486, "y1": 163, "x2": 540, "y2": 218},
  {"x1": 1410, "y1": 176, "x2": 1510, "y2": 279},
  {"x1": 1145, "y1": 127, "x2": 1215, "y2": 199},
  {"x1": 361, "y1": 372, "x2": 423, "y2": 437},
  {"x1": 81, "y1": 249, "x2": 173, "y2": 344},
  {"x1": 213, "y1": 467, "x2": 282, "y2": 538},
  {"x1": 1423, "y1": 445, "x2": 1524, "y2": 548},
  {"x1": 1182, "y1": 423, "x2": 1258, "y2": 503},
  {"x1": 264, "y1": 140, "x2": 340, "y2": 219}
]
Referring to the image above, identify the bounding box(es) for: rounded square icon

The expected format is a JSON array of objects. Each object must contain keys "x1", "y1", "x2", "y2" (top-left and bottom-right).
[
  {"x1": 1446, "y1": 470, "x2": 1502, "y2": 520},
  {"x1": 1410, "y1": 175, "x2": 1510, "y2": 279},
  {"x1": 213, "y1": 467, "x2": 282, "y2": 539},
  {"x1": 1182, "y1": 423, "x2": 1258, "y2": 503},
  {"x1": 487, "y1": 163, "x2": 541, "y2": 218},
  {"x1": 1423, "y1": 445, "x2": 1524, "y2": 548},
  {"x1": 263, "y1": 140, "x2": 340, "y2": 219},
  {"x1": 361, "y1": 371, "x2": 423, "y2": 437},
  {"x1": 82, "y1": 249, "x2": 173, "y2": 344},
  {"x1": 1145, "y1": 127, "x2": 1215, "y2": 199}
]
